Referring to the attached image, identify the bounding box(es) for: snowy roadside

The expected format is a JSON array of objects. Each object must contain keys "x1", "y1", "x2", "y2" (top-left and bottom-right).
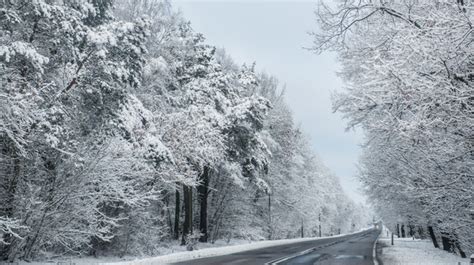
[
  {"x1": 13, "y1": 229, "x2": 370, "y2": 265},
  {"x1": 104, "y1": 229, "x2": 373, "y2": 265},
  {"x1": 102, "y1": 236, "x2": 330, "y2": 265},
  {"x1": 377, "y1": 235, "x2": 469, "y2": 265}
]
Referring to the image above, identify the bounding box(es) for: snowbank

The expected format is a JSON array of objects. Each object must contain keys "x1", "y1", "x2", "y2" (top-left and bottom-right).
[{"x1": 378, "y1": 237, "x2": 469, "y2": 265}]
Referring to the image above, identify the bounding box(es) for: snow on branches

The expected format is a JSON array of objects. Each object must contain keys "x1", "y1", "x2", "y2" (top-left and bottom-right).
[
  {"x1": 313, "y1": 0, "x2": 473, "y2": 256},
  {"x1": 0, "y1": 0, "x2": 370, "y2": 261}
]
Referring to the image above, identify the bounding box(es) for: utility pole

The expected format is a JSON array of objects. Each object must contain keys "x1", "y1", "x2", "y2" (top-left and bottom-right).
[{"x1": 318, "y1": 212, "x2": 322, "y2": 237}]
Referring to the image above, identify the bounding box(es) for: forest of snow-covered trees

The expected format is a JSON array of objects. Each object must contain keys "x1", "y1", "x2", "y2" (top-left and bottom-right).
[
  {"x1": 0, "y1": 0, "x2": 371, "y2": 262},
  {"x1": 313, "y1": 0, "x2": 473, "y2": 258}
]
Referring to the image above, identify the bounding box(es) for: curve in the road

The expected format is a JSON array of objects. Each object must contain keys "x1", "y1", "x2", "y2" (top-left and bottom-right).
[{"x1": 172, "y1": 228, "x2": 381, "y2": 265}]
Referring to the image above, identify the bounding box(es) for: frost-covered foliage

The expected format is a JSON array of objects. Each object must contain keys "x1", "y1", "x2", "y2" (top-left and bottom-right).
[
  {"x1": 313, "y1": 0, "x2": 473, "y2": 257},
  {"x1": 0, "y1": 0, "x2": 369, "y2": 262},
  {"x1": 0, "y1": 0, "x2": 155, "y2": 261}
]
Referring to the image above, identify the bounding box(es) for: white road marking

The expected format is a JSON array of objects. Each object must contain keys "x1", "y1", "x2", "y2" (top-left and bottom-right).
[
  {"x1": 335, "y1": 254, "x2": 365, "y2": 259},
  {"x1": 265, "y1": 230, "x2": 375, "y2": 265},
  {"x1": 264, "y1": 247, "x2": 318, "y2": 264}
]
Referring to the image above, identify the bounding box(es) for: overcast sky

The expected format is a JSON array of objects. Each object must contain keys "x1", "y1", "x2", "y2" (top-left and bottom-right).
[{"x1": 173, "y1": 0, "x2": 366, "y2": 204}]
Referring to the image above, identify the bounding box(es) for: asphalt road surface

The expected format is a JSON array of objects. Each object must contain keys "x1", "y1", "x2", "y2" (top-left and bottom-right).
[{"x1": 172, "y1": 228, "x2": 381, "y2": 265}]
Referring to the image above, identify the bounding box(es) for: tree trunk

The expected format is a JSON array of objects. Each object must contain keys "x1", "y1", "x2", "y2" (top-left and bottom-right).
[
  {"x1": 427, "y1": 226, "x2": 439, "y2": 248},
  {"x1": 452, "y1": 233, "x2": 466, "y2": 258},
  {"x1": 454, "y1": 240, "x2": 466, "y2": 258},
  {"x1": 401, "y1": 224, "x2": 406, "y2": 238},
  {"x1": 181, "y1": 185, "x2": 193, "y2": 246},
  {"x1": 174, "y1": 189, "x2": 180, "y2": 240},
  {"x1": 197, "y1": 166, "x2": 210, "y2": 243},
  {"x1": 166, "y1": 200, "x2": 173, "y2": 237},
  {"x1": 441, "y1": 233, "x2": 453, "y2": 252}
]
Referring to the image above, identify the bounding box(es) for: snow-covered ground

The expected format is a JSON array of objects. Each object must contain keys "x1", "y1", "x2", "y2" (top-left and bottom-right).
[
  {"x1": 14, "y1": 230, "x2": 370, "y2": 265},
  {"x1": 378, "y1": 229, "x2": 469, "y2": 265}
]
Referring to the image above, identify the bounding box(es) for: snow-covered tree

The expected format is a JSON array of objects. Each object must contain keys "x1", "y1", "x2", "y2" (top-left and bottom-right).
[
  {"x1": 0, "y1": 0, "x2": 163, "y2": 260},
  {"x1": 313, "y1": 0, "x2": 473, "y2": 256},
  {"x1": 0, "y1": 0, "x2": 371, "y2": 261}
]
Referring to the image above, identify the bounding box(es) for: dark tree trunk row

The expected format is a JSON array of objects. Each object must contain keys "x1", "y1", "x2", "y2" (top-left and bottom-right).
[
  {"x1": 181, "y1": 184, "x2": 193, "y2": 246},
  {"x1": 174, "y1": 166, "x2": 211, "y2": 246},
  {"x1": 197, "y1": 166, "x2": 210, "y2": 243},
  {"x1": 427, "y1": 226, "x2": 466, "y2": 258}
]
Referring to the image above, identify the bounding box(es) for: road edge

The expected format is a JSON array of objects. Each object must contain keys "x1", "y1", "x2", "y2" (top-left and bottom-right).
[{"x1": 372, "y1": 229, "x2": 381, "y2": 265}]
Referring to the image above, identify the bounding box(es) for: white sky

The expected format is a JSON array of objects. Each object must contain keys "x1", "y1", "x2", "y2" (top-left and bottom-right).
[{"x1": 172, "y1": 0, "x2": 366, "y2": 204}]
